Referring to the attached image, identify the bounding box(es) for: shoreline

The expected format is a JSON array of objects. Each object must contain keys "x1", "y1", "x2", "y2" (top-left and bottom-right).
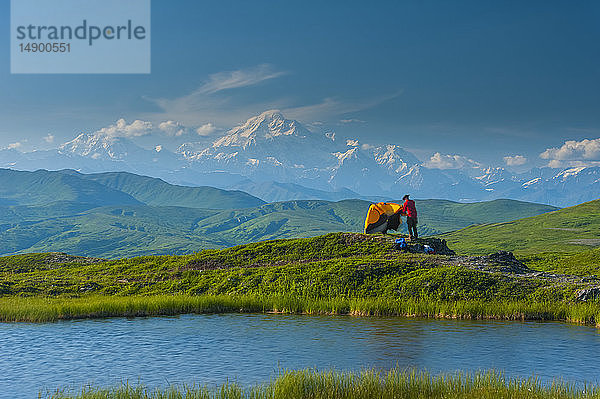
[
  {"x1": 2, "y1": 294, "x2": 599, "y2": 326},
  {"x1": 49, "y1": 367, "x2": 600, "y2": 399}
]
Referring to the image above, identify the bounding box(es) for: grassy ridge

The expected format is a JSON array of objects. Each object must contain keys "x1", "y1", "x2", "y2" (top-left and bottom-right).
[
  {"x1": 415, "y1": 198, "x2": 557, "y2": 236},
  {"x1": 2, "y1": 295, "x2": 600, "y2": 325},
  {"x1": 441, "y1": 199, "x2": 600, "y2": 255},
  {"x1": 521, "y1": 249, "x2": 600, "y2": 277},
  {"x1": 51, "y1": 368, "x2": 600, "y2": 399},
  {"x1": 0, "y1": 234, "x2": 582, "y2": 301},
  {"x1": 1, "y1": 232, "x2": 599, "y2": 324}
]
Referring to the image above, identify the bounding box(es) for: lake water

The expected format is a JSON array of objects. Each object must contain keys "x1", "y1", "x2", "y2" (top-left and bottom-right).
[{"x1": 1, "y1": 313, "x2": 600, "y2": 398}]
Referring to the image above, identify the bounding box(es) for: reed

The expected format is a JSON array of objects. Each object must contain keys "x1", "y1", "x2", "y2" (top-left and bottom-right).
[
  {"x1": 49, "y1": 368, "x2": 600, "y2": 399},
  {"x1": 1, "y1": 294, "x2": 599, "y2": 325}
]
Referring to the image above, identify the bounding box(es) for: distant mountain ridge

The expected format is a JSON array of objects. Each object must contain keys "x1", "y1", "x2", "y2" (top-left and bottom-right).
[
  {"x1": 0, "y1": 168, "x2": 141, "y2": 207},
  {"x1": 0, "y1": 168, "x2": 264, "y2": 210},
  {"x1": 82, "y1": 171, "x2": 265, "y2": 209},
  {"x1": 1, "y1": 110, "x2": 599, "y2": 206}
]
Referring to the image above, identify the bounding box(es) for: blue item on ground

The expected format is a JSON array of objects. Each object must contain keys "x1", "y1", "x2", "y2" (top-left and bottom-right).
[{"x1": 394, "y1": 238, "x2": 407, "y2": 250}]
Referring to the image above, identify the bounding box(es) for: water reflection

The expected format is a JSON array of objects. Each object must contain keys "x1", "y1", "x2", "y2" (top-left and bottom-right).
[{"x1": 0, "y1": 314, "x2": 599, "y2": 398}]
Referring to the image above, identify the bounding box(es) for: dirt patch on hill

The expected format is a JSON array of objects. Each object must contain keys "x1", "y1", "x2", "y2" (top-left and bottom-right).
[
  {"x1": 446, "y1": 251, "x2": 530, "y2": 274},
  {"x1": 568, "y1": 239, "x2": 600, "y2": 246},
  {"x1": 43, "y1": 253, "x2": 105, "y2": 265}
]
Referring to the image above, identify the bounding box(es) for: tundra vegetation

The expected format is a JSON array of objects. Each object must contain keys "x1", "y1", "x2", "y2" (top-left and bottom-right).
[
  {"x1": 50, "y1": 368, "x2": 600, "y2": 399},
  {"x1": 1, "y1": 229, "x2": 599, "y2": 324}
]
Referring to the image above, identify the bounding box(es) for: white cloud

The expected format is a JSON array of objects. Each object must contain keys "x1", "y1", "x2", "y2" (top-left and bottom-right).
[
  {"x1": 547, "y1": 159, "x2": 600, "y2": 168},
  {"x1": 196, "y1": 123, "x2": 217, "y2": 136},
  {"x1": 503, "y1": 155, "x2": 527, "y2": 166},
  {"x1": 424, "y1": 152, "x2": 480, "y2": 170},
  {"x1": 346, "y1": 139, "x2": 359, "y2": 147},
  {"x1": 157, "y1": 120, "x2": 218, "y2": 138},
  {"x1": 540, "y1": 138, "x2": 600, "y2": 168},
  {"x1": 158, "y1": 120, "x2": 186, "y2": 137},
  {"x1": 198, "y1": 64, "x2": 287, "y2": 94},
  {"x1": 147, "y1": 64, "x2": 288, "y2": 127},
  {"x1": 145, "y1": 65, "x2": 401, "y2": 129},
  {"x1": 7, "y1": 142, "x2": 22, "y2": 149},
  {"x1": 96, "y1": 118, "x2": 153, "y2": 138},
  {"x1": 284, "y1": 91, "x2": 401, "y2": 121},
  {"x1": 43, "y1": 134, "x2": 55, "y2": 143}
]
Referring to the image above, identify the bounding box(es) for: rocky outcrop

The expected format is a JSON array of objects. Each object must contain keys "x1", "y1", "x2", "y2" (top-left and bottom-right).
[
  {"x1": 575, "y1": 287, "x2": 600, "y2": 301},
  {"x1": 481, "y1": 251, "x2": 530, "y2": 274},
  {"x1": 395, "y1": 238, "x2": 456, "y2": 255}
]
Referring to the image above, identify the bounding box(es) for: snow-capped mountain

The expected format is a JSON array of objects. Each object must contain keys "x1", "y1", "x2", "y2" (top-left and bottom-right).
[
  {"x1": 57, "y1": 132, "x2": 181, "y2": 173},
  {"x1": 2, "y1": 110, "x2": 599, "y2": 206},
  {"x1": 512, "y1": 166, "x2": 600, "y2": 206},
  {"x1": 59, "y1": 133, "x2": 132, "y2": 160},
  {"x1": 372, "y1": 145, "x2": 420, "y2": 174},
  {"x1": 181, "y1": 110, "x2": 339, "y2": 183},
  {"x1": 176, "y1": 110, "x2": 433, "y2": 193}
]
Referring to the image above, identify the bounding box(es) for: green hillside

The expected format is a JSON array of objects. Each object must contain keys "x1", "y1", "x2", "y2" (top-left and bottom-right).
[
  {"x1": 2, "y1": 233, "x2": 600, "y2": 326},
  {"x1": 413, "y1": 199, "x2": 557, "y2": 235},
  {"x1": 0, "y1": 204, "x2": 225, "y2": 258},
  {"x1": 0, "y1": 233, "x2": 585, "y2": 302},
  {"x1": 440, "y1": 198, "x2": 600, "y2": 255},
  {"x1": 83, "y1": 171, "x2": 265, "y2": 209},
  {"x1": 0, "y1": 201, "x2": 362, "y2": 258},
  {"x1": 0, "y1": 198, "x2": 556, "y2": 259}
]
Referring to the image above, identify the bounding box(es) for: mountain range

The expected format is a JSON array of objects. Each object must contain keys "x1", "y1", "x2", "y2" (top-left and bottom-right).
[
  {"x1": 0, "y1": 169, "x2": 557, "y2": 258},
  {"x1": 1, "y1": 110, "x2": 599, "y2": 207}
]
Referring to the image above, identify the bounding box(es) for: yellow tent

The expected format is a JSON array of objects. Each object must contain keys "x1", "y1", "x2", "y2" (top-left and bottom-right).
[{"x1": 364, "y1": 202, "x2": 403, "y2": 234}]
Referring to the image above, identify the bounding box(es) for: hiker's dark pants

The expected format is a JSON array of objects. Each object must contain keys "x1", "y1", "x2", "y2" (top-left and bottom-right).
[{"x1": 407, "y1": 217, "x2": 418, "y2": 239}]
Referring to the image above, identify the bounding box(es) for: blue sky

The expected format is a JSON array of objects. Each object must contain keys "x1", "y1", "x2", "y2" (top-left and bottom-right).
[{"x1": 1, "y1": 0, "x2": 599, "y2": 168}]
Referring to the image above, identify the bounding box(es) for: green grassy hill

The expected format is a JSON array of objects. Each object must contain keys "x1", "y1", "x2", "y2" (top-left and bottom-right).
[
  {"x1": 1, "y1": 205, "x2": 225, "y2": 258},
  {"x1": 412, "y1": 199, "x2": 557, "y2": 235},
  {"x1": 0, "y1": 233, "x2": 594, "y2": 311},
  {"x1": 0, "y1": 233, "x2": 573, "y2": 300},
  {"x1": 0, "y1": 198, "x2": 557, "y2": 258},
  {"x1": 440, "y1": 198, "x2": 600, "y2": 255},
  {"x1": 3, "y1": 233, "x2": 600, "y2": 325}
]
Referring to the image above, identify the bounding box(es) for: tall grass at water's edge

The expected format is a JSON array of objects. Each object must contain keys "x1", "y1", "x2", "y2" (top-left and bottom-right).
[
  {"x1": 2, "y1": 294, "x2": 600, "y2": 325},
  {"x1": 50, "y1": 368, "x2": 600, "y2": 399}
]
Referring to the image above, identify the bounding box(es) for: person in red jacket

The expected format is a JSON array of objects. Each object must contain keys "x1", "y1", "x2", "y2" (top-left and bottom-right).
[{"x1": 401, "y1": 194, "x2": 418, "y2": 239}]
